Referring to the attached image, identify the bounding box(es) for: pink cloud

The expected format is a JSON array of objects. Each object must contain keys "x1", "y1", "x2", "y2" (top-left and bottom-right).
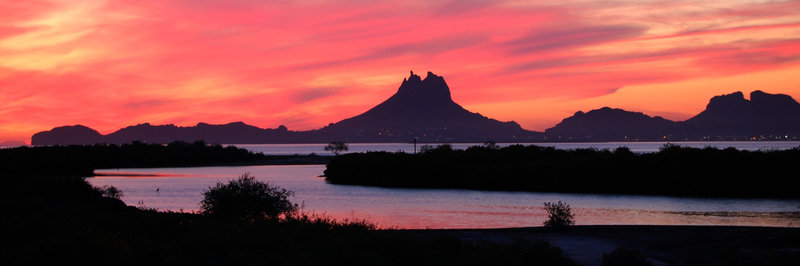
[
  {"x1": 503, "y1": 25, "x2": 647, "y2": 54},
  {"x1": 1, "y1": 0, "x2": 800, "y2": 141}
]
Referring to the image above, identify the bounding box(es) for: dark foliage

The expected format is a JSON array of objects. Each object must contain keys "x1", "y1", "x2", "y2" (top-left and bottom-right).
[
  {"x1": 0, "y1": 141, "x2": 330, "y2": 177},
  {"x1": 325, "y1": 144, "x2": 800, "y2": 198},
  {"x1": 483, "y1": 141, "x2": 500, "y2": 150},
  {"x1": 544, "y1": 201, "x2": 575, "y2": 229},
  {"x1": 2, "y1": 173, "x2": 576, "y2": 265},
  {"x1": 419, "y1": 144, "x2": 435, "y2": 153},
  {"x1": 200, "y1": 174, "x2": 298, "y2": 221},
  {"x1": 1, "y1": 145, "x2": 575, "y2": 265},
  {"x1": 97, "y1": 185, "x2": 123, "y2": 199}
]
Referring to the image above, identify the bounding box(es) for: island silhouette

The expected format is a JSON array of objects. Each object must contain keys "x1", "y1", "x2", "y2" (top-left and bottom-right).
[{"x1": 32, "y1": 71, "x2": 800, "y2": 145}]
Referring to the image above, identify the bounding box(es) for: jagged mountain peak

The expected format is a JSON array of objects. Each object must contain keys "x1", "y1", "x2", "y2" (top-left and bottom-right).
[
  {"x1": 681, "y1": 90, "x2": 800, "y2": 138},
  {"x1": 395, "y1": 70, "x2": 452, "y2": 103},
  {"x1": 695, "y1": 90, "x2": 800, "y2": 115},
  {"x1": 321, "y1": 70, "x2": 531, "y2": 141},
  {"x1": 337, "y1": 70, "x2": 471, "y2": 121},
  {"x1": 706, "y1": 91, "x2": 748, "y2": 111},
  {"x1": 702, "y1": 90, "x2": 799, "y2": 112}
]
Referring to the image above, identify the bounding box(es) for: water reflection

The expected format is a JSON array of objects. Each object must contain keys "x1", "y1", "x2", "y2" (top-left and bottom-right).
[{"x1": 88, "y1": 165, "x2": 800, "y2": 229}]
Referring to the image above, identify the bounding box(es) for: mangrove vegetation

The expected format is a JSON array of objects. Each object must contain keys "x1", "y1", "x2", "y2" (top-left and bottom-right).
[{"x1": 324, "y1": 144, "x2": 800, "y2": 198}]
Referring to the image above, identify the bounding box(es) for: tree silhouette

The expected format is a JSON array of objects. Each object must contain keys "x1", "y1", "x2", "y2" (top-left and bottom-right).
[{"x1": 324, "y1": 141, "x2": 349, "y2": 155}]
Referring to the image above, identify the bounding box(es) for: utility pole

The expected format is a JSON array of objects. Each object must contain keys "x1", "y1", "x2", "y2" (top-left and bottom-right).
[{"x1": 413, "y1": 137, "x2": 418, "y2": 154}]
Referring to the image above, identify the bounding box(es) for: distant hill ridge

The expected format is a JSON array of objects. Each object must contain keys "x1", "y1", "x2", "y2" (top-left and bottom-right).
[
  {"x1": 544, "y1": 107, "x2": 676, "y2": 141},
  {"x1": 545, "y1": 90, "x2": 800, "y2": 141},
  {"x1": 31, "y1": 72, "x2": 800, "y2": 145}
]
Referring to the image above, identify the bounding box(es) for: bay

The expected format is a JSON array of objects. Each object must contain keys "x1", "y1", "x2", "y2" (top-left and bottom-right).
[{"x1": 88, "y1": 164, "x2": 800, "y2": 229}]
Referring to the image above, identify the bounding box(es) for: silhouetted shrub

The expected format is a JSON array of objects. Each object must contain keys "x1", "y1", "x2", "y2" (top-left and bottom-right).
[
  {"x1": 434, "y1": 144, "x2": 453, "y2": 152},
  {"x1": 285, "y1": 212, "x2": 377, "y2": 231},
  {"x1": 419, "y1": 144, "x2": 435, "y2": 153},
  {"x1": 614, "y1": 146, "x2": 634, "y2": 157},
  {"x1": 602, "y1": 247, "x2": 652, "y2": 266},
  {"x1": 97, "y1": 185, "x2": 122, "y2": 199},
  {"x1": 200, "y1": 173, "x2": 298, "y2": 221},
  {"x1": 483, "y1": 140, "x2": 500, "y2": 150},
  {"x1": 544, "y1": 201, "x2": 575, "y2": 229}
]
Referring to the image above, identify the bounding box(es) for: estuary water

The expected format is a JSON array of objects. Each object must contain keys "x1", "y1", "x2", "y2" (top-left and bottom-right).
[{"x1": 88, "y1": 164, "x2": 800, "y2": 229}]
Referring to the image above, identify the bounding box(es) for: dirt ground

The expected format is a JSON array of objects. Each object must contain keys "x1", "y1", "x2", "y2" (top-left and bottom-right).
[{"x1": 406, "y1": 225, "x2": 800, "y2": 265}]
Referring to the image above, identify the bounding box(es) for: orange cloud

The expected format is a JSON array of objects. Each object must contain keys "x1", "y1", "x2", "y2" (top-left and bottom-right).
[{"x1": 1, "y1": 0, "x2": 800, "y2": 142}]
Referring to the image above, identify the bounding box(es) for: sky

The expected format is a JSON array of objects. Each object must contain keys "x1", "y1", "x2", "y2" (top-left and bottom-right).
[{"x1": 2, "y1": 0, "x2": 800, "y2": 143}]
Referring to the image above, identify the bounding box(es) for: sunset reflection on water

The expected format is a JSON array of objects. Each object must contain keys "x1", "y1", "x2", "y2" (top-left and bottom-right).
[{"x1": 90, "y1": 165, "x2": 800, "y2": 229}]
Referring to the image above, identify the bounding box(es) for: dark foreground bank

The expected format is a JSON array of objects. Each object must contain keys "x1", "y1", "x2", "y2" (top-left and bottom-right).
[
  {"x1": 325, "y1": 144, "x2": 800, "y2": 198},
  {"x1": 0, "y1": 143, "x2": 572, "y2": 265},
  {"x1": 410, "y1": 225, "x2": 800, "y2": 265},
  {"x1": 1, "y1": 175, "x2": 573, "y2": 265}
]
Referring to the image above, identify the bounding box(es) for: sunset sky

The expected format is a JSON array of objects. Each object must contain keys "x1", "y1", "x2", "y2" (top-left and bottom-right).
[{"x1": 2, "y1": 0, "x2": 800, "y2": 143}]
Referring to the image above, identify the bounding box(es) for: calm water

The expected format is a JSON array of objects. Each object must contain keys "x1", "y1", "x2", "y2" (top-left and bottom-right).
[
  {"x1": 232, "y1": 141, "x2": 800, "y2": 155},
  {"x1": 88, "y1": 164, "x2": 800, "y2": 229}
]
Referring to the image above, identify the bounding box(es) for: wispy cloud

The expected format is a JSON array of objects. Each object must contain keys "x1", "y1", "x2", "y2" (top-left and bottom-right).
[
  {"x1": 504, "y1": 25, "x2": 647, "y2": 54},
  {"x1": 1, "y1": 0, "x2": 799, "y2": 141}
]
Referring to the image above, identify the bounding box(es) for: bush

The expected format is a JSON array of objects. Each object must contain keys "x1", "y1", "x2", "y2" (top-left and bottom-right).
[
  {"x1": 200, "y1": 173, "x2": 298, "y2": 221},
  {"x1": 543, "y1": 201, "x2": 575, "y2": 229},
  {"x1": 419, "y1": 144, "x2": 435, "y2": 153},
  {"x1": 483, "y1": 141, "x2": 500, "y2": 150},
  {"x1": 97, "y1": 185, "x2": 123, "y2": 199}
]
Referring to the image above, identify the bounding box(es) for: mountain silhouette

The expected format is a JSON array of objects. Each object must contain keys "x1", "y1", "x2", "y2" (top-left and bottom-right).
[
  {"x1": 31, "y1": 71, "x2": 536, "y2": 145},
  {"x1": 32, "y1": 125, "x2": 104, "y2": 145},
  {"x1": 544, "y1": 90, "x2": 800, "y2": 141},
  {"x1": 32, "y1": 122, "x2": 295, "y2": 145},
  {"x1": 677, "y1": 90, "x2": 800, "y2": 138},
  {"x1": 545, "y1": 107, "x2": 676, "y2": 141},
  {"x1": 319, "y1": 71, "x2": 536, "y2": 142},
  {"x1": 29, "y1": 71, "x2": 800, "y2": 145},
  {"x1": 103, "y1": 122, "x2": 292, "y2": 144},
  {"x1": 0, "y1": 140, "x2": 29, "y2": 147}
]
